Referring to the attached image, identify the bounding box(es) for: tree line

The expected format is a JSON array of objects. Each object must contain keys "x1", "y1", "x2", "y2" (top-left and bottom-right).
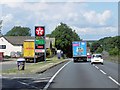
[
  {"x1": 5, "y1": 26, "x2": 31, "y2": 36},
  {"x1": 90, "y1": 36, "x2": 120, "y2": 56},
  {"x1": 4, "y1": 23, "x2": 119, "y2": 57},
  {"x1": 4, "y1": 23, "x2": 81, "y2": 58}
]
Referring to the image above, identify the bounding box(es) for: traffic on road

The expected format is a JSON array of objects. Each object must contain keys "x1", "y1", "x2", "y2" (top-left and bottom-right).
[
  {"x1": 0, "y1": 2, "x2": 119, "y2": 90},
  {"x1": 1, "y1": 58, "x2": 119, "y2": 90}
]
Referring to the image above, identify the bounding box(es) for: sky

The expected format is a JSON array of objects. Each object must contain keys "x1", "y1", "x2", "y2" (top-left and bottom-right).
[{"x1": 0, "y1": 0, "x2": 119, "y2": 40}]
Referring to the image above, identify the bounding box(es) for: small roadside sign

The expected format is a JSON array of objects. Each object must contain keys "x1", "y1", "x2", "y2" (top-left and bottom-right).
[
  {"x1": 35, "y1": 49, "x2": 45, "y2": 53},
  {"x1": 35, "y1": 39, "x2": 45, "y2": 44},
  {"x1": 35, "y1": 44, "x2": 44, "y2": 49}
]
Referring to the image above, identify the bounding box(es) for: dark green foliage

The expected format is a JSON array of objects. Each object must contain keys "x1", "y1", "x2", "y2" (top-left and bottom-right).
[
  {"x1": 46, "y1": 34, "x2": 51, "y2": 37},
  {"x1": 90, "y1": 42, "x2": 101, "y2": 53},
  {"x1": 109, "y1": 48, "x2": 119, "y2": 56},
  {"x1": 90, "y1": 36, "x2": 120, "y2": 56},
  {"x1": 47, "y1": 23, "x2": 80, "y2": 57},
  {"x1": 95, "y1": 47, "x2": 103, "y2": 53},
  {"x1": 87, "y1": 42, "x2": 90, "y2": 47},
  {"x1": 46, "y1": 48, "x2": 52, "y2": 58},
  {"x1": 5, "y1": 26, "x2": 31, "y2": 36}
]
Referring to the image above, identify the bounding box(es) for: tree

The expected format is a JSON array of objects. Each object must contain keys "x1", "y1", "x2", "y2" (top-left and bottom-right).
[
  {"x1": 95, "y1": 47, "x2": 103, "y2": 53},
  {"x1": 90, "y1": 42, "x2": 100, "y2": 53},
  {"x1": 5, "y1": 26, "x2": 31, "y2": 36},
  {"x1": 109, "y1": 47, "x2": 119, "y2": 56},
  {"x1": 87, "y1": 42, "x2": 90, "y2": 47},
  {"x1": 90, "y1": 36, "x2": 120, "y2": 56},
  {"x1": 46, "y1": 34, "x2": 51, "y2": 37},
  {"x1": 48, "y1": 23, "x2": 80, "y2": 57}
]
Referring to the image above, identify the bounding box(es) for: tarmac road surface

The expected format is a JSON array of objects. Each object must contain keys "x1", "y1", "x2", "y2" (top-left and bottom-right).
[
  {"x1": 48, "y1": 60, "x2": 119, "y2": 89},
  {"x1": 1, "y1": 59, "x2": 119, "y2": 90}
]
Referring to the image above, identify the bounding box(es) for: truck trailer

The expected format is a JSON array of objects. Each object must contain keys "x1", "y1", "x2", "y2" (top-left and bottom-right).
[{"x1": 72, "y1": 41, "x2": 87, "y2": 62}]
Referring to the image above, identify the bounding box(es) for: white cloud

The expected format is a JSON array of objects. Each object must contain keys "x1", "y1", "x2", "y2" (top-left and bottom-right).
[
  {"x1": 1, "y1": 14, "x2": 14, "y2": 34},
  {"x1": 71, "y1": 26, "x2": 118, "y2": 40},
  {"x1": 99, "y1": 10, "x2": 111, "y2": 25},
  {"x1": 0, "y1": 0, "x2": 24, "y2": 3},
  {"x1": 20, "y1": 2, "x2": 82, "y2": 24},
  {"x1": 83, "y1": 10, "x2": 111, "y2": 25},
  {"x1": 0, "y1": 0, "x2": 25, "y2": 8},
  {"x1": 1, "y1": 2, "x2": 118, "y2": 40},
  {"x1": 23, "y1": 3, "x2": 49, "y2": 11},
  {"x1": 0, "y1": 0, "x2": 119, "y2": 3},
  {"x1": 4, "y1": 2, "x2": 110, "y2": 28},
  {"x1": 2, "y1": 14, "x2": 13, "y2": 26},
  {"x1": 0, "y1": 5, "x2": 2, "y2": 18},
  {"x1": 72, "y1": 26, "x2": 117, "y2": 36}
]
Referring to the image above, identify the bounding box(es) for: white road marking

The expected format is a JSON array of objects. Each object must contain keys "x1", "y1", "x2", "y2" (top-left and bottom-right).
[
  {"x1": 33, "y1": 80, "x2": 48, "y2": 83},
  {"x1": 108, "y1": 76, "x2": 120, "y2": 86},
  {"x1": 38, "y1": 77, "x2": 51, "y2": 80},
  {"x1": 12, "y1": 77, "x2": 33, "y2": 79},
  {"x1": 95, "y1": 66, "x2": 99, "y2": 69},
  {"x1": 18, "y1": 81, "x2": 38, "y2": 89},
  {"x1": 99, "y1": 69, "x2": 106, "y2": 75},
  {"x1": 92, "y1": 64, "x2": 119, "y2": 87},
  {"x1": 12, "y1": 76, "x2": 51, "y2": 79},
  {"x1": 43, "y1": 61, "x2": 71, "y2": 90},
  {"x1": 0, "y1": 75, "x2": 8, "y2": 79},
  {"x1": 18, "y1": 81, "x2": 29, "y2": 86}
]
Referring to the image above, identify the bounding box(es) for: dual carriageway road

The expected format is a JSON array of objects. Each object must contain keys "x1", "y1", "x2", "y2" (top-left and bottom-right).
[{"x1": 1, "y1": 58, "x2": 119, "y2": 90}]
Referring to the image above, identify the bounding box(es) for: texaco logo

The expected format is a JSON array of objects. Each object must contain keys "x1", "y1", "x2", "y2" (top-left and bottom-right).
[{"x1": 35, "y1": 27, "x2": 44, "y2": 36}]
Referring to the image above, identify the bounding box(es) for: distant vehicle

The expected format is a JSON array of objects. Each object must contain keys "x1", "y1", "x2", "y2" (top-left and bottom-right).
[
  {"x1": 72, "y1": 41, "x2": 87, "y2": 62},
  {"x1": 10, "y1": 51, "x2": 21, "y2": 58},
  {"x1": 87, "y1": 53, "x2": 91, "y2": 62},
  {"x1": 91, "y1": 54, "x2": 103, "y2": 65}
]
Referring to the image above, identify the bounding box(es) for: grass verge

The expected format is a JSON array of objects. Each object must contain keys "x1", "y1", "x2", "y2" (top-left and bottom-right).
[
  {"x1": 2, "y1": 57, "x2": 69, "y2": 75},
  {"x1": 103, "y1": 55, "x2": 120, "y2": 64}
]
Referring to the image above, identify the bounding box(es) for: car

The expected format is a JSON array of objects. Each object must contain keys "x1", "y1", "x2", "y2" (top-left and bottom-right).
[{"x1": 91, "y1": 54, "x2": 103, "y2": 65}]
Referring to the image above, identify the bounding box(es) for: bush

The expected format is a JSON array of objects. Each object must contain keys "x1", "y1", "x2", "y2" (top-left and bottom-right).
[
  {"x1": 62, "y1": 54, "x2": 67, "y2": 59},
  {"x1": 109, "y1": 48, "x2": 119, "y2": 56},
  {"x1": 4, "y1": 55, "x2": 11, "y2": 59},
  {"x1": 95, "y1": 47, "x2": 103, "y2": 53},
  {"x1": 46, "y1": 48, "x2": 52, "y2": 58}
]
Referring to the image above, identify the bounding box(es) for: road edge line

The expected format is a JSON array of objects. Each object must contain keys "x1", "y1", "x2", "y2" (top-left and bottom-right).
[
  {"x1": 43, "y1": 61, "x2": 71, "y2": 90},
  {"x1": 17, "y1": 81, "x2": 38, "y2": 89}
]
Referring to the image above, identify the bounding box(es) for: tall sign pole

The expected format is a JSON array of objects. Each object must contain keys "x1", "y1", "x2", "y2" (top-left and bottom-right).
[
  {"x1": 44, "y1": 27, "x2": 46, "y2": 62},
  {"x1": 35, "y1": 26, "x2": 46, "y2": 63}
]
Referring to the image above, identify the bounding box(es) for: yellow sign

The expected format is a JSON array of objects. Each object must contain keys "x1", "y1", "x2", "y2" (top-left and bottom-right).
[{"x1": 23, "y1": 41, "x2": 34, "y2": 57}]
